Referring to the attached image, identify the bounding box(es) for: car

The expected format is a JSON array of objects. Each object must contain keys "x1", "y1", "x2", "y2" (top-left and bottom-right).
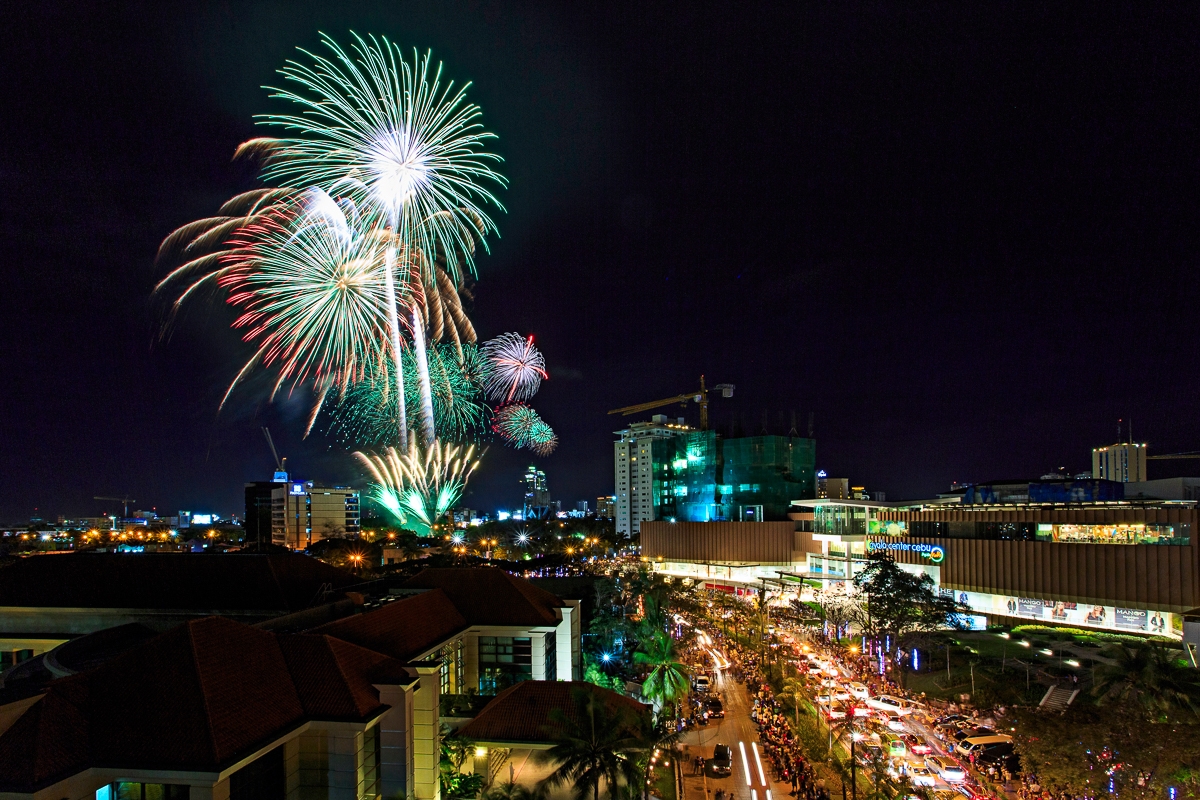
[
  {"x1": 955, "y1": 735, "x2": 1013, "y2": 758},
  {"x1": 902, "y1": 733, "x2": 932, "y2": 755},
  {"x1": 908, "y1": 766, "x2": 937, "y2": 787},
  {"x1": 934, "y1": 714, "x2": 968, "y2": 726},
  {"x1": 952, "y1": 726, "x2": 995, "y2": 743},
  {"x1": 709, "y1": 744, "x2": 732, "y2": 777},
  {"x1": 821, "y1": 678, "x2": 839, "y2": 688},
  {"x1": 925, "y1": 756, "x2": 966, "y2": 783},
  {"x1": 815, "y1": 693, "x2": 837, "y2": 705},
  {"x1": 826, "y1": 700, "x2": 848, "y2": 719},
  {"x1": 694, "y1": 675, "x2": 711, "y2": 692},
  {"x1": 847, "y1": 682, "x2": 870, "y2": 699},
  {"x1": 857, "y1": 743, "x2": 885, "y2": 765},
  {"x1": 866, "y1": 695, "x2": 913, "y2": 715},
  {"x1": 876, "y1": 709, "x2": 907, "y2": 731},
  {"x1": 833, "y1": 688, "x2": 852, "y2": 701},
  {"x1": 706, "y1": 698, "x2": 725, "y2": 719},
  {"x1": 931, "y1": 790, "x2": 962, "y2": 800},
  {"x1": 975, "y1": 741, "x2": 1014, "y2": 762},
  {"x1": 885, "y1": 735, "x2": 908, "y2": 758}
]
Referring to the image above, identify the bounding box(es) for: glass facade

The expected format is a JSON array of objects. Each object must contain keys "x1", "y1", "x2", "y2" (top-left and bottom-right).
[
  {"x1": 652, "y1": 432, "x2": 815, "y2": 522},
  {"x1": 478, "y1": 636, "x2": 532, "y2": 694},
  {"x1": 544, "y1": 632, "x2": 557, "y2": 682}
]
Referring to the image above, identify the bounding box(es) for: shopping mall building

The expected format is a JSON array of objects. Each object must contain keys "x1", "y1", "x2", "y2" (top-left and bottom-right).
[{"x1": 640, "y1": 479, "x2": 1200, "y2": 642}]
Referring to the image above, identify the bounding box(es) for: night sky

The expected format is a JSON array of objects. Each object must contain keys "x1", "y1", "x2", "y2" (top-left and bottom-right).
[{"x1": 3, "y1": 3, "x2": 1200, "y2": 522}]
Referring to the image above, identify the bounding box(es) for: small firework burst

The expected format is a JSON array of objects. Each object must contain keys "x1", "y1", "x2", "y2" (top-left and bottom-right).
[
  {"x1": 481, "y1": 332, "x2": 548, "y2": 403},
  {"x1": 492, "y1": 402, "x2": 558, "y2": 455}
]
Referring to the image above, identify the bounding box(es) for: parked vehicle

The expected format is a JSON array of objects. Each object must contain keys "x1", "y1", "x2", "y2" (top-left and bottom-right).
[
  {"x1": 709, "y1": 744, "x2": 732, "y2": 777},
  {"x1": 866, "y1": 695, "x2": 913, "y2": 715},
  {"x1": 902, "y1": 733, "x2": 932, "y2": 755},
  {"x1": 908, "y1": 766, "x2": 937, "y2": 787},
  {"x1": 925, "y1": 756, "x2": 966, "y2": 783},
  {"x1": 847, "y1": 682, "x2": 870, "y2": 699},
  {"x1": 955, "y1": 735, "x2": 1014, "y2": 758}
]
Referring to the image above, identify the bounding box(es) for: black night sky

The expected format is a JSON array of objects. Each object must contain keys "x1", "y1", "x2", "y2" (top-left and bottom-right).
[{"x1": 3, "y1": 3, "x2": 1200, "y2": 522}]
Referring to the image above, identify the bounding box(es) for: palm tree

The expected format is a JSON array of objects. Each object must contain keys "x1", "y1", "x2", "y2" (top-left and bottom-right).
[
  {"x1": 485, "y1": 781, "x2": 534, "y2": 800},
  {"x1": 628, "y1": 716, "x2": 683, "y2": 800},
  {"x1": 1093, "y1": 641, "x2": 1200, "y2": 719},
  {"x1": 777, "y1": 675, "x2": 810, "y2": 728},
  {"x1": 634, "y1": 631, "x2": 690, "y2": 717},
  {"x1": 536, "y1": 689, "x2": 644, "y2": 800}
]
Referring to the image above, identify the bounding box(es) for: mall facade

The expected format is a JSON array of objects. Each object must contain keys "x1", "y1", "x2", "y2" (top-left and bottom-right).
[{"x1": 641, "y1": 488, "x2": 1200, "y2": 642}]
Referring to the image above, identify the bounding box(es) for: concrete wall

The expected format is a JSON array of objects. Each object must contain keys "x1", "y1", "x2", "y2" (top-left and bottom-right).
[
  {"x1": 876, "y1": 535, "x2": 1200, "y2": 613},
  {"x1": 377, "y1": 683, "x2": 415, "y2": 800},
  {"x1": 411, "y1": 663, "x2": 441, "y2": 800},
  {"x1": 641, "y1": 521, "x2": 808, "y2": 565}
]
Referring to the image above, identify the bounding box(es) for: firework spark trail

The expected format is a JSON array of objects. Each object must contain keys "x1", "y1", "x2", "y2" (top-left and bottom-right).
[
  {"x1": 355, "y1": 440, "x2": 480, "y2": 532},
  {"x1": 481, "y1": 332, "x2": 548, "y2": 403},
  {"x1": 327, "y1": 344, "x2": 486, "y2": 445},
  {"x1": 492, "y1": 402, "x2": 558, "y2": 456}
]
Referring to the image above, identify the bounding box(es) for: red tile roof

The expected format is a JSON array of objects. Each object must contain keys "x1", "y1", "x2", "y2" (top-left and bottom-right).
[
  {"x1": 0, "y1": 616, "x2": 412, "y2": 794},
  {"x1": 312, "y1": 588, "x2": 469, "y2": 662},
  {"x1": 459, "y1": 681, "x2": 649, "y2": 745},
  {"x1": 0, "y1": 553, "x2": 357, "y2": 611},
  {"x1": 402, "y1": 568, "x2": 566, "y2": 627}
]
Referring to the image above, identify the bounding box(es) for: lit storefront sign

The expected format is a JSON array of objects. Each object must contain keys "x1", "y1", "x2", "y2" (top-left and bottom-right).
[{"x1": 867, "y1": 540, "x2": 945, "y2": 563}]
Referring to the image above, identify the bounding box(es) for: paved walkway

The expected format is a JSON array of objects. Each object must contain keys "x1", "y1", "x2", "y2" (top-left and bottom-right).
[{"x1": 679, "y1": 664, "x2": 793, "y2": 800}]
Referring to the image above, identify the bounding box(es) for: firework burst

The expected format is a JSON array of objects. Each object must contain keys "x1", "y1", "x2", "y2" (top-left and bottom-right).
[
  {"x1": 252, "y1": 32, "x2": 506, "y2": 286},
  {"x1": 492, "y1": 402, "x2": 558, "y2": 456},
  {"x1": 481, "y1": 332, "x2": 548, "y2": 403},
  {"x1": 214, "y1": 193, "x2": 403, "y2": 409},
  {"x1": 356, "y1": 439, "x2": 480, "y2": 533}
]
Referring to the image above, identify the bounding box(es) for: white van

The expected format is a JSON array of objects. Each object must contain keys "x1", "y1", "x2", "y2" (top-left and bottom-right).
[
  {"x1": 847, "y1": 682, "x2": 870, "y2": 699},
  {"x1": 865, "y1": 695, "x2": 913, "y2": 715},
  {"x1": 925, "y1": 756, "x2": 966, "y2": 783},
  {"x1": 955, "y1": 735, "x2": 1013, "y2": 758},
  {"x1": 694, "y1": 674, "x2": 711, "y2": 692}
]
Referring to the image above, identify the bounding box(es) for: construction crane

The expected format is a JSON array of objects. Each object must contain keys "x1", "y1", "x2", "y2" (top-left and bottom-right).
[
  {"x1": 94, "y1": 495, "x2": 136, "y2": 518},
  {"x1": 262, "y1": 427, "x2": 288, "y2": 479},
  {"x1": 608, "y1": 375, "x2": 735, "y2": 431}
]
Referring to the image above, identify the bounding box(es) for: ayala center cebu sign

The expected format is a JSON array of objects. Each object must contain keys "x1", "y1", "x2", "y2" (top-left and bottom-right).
[{"x1": 866, "y1": 540, "x2": 945, "y2": 563}]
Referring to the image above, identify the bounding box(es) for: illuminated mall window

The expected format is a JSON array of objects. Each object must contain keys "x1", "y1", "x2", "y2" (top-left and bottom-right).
[{"x1": 1035, "y1": 523, "x2": 1190, "y2": 546}]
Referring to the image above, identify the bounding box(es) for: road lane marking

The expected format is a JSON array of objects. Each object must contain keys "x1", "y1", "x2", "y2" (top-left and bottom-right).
[{"x1": 739, "y1": 741, "x2": 752, "y2": 785}]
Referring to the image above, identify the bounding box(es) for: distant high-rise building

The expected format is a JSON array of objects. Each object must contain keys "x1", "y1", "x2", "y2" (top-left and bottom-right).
[
  {"x1": 1092, "y1": 442, "x2": 1147, "y2": 483},
  {"x1": 272, "y1": 481, "x2": 360, "y2": 550},
  {"x1": 575, "y1": 500, "x2": 589, "y2": 514},
  {"x1": 523, "y1": 465, "x2": 551, "y2": 518},
  {"x1": 596, "y1": 496, "x2": 615, "y2": 519},
  {"x1": 614, "y1": 416, "x2": 692, "y2": 537},
  {"x1": 816, "y1": 472, "x2": 849, "y2": 500}
]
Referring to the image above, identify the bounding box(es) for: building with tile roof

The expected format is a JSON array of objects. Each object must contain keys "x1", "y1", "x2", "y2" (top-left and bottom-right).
[
  {"x1": 459, "y1": 681, "x2": 649, "y2": 747},
  {"x1": 0, "y1": 566, "x2": 586, "y2": 800},
  {"x1": 0, "y1": 552, "x2": 360, "y2": 669}
]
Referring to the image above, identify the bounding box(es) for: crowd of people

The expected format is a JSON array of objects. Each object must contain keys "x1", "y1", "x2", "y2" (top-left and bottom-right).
[{"x1": 751, "y1": 683, "x2": 831, "y2": 799}]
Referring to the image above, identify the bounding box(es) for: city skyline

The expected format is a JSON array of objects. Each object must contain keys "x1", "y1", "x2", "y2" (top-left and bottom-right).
[{"x1": 5, "y1": 4, "x2": 1200, "y2": 520}]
